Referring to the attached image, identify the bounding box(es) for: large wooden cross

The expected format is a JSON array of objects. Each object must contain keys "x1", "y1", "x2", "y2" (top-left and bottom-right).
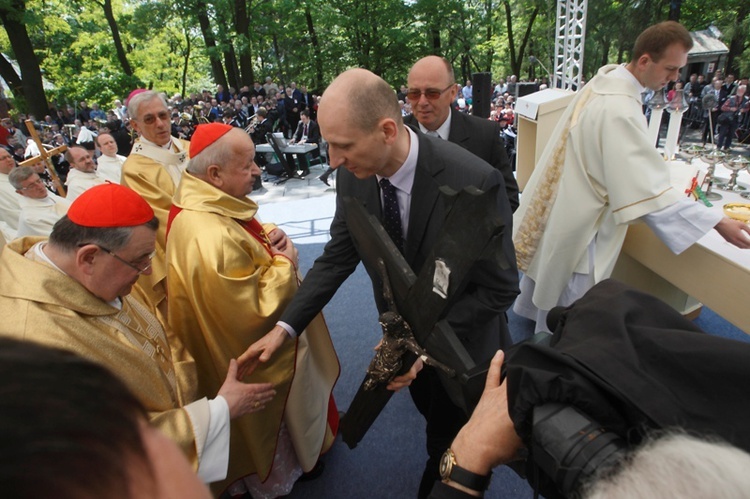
[
  {"x1": 339, "y1": 185, "x2": 508, "y2": 448},
  {"x1": 19, "y1": 119, "x2": 67, "y2": 197}
]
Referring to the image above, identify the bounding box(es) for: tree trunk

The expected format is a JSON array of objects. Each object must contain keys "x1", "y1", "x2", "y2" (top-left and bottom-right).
[
  {"x1": 304, "y1": 3, "x2": 324, "y2": 90},
  {"x1": 272, "y1": 33, "x2": 286, "y2": 84},
  {"x1": 430, "y1": 27, "x2": 441, "y2": 52},
  {"x1": 724, "y1": 4, "x2": 749, "y2": 75},
  {"x1": 97, "y1": 0, "x2": 133, "y2": 76},
  {"x1": 0, "y1": 53, "x2": 22, "y2": 98},
  {"x1": 181, "y1": 29, "x2": 191, "y2": 97},
  {"x1": 504, "y1": 1, "x2": 538, "y2": 76},
  {"x1": 484, "y1": 0, "x2": 493, "y2": 72},
  {"x1": 234, "y1": 0, "x2": 254, "y2": 85},
  {"x1": 600, "y1": 38, "x2": 611, "y2": 68},
  {"x1": 196, "y1": 1, "x2": 227, "y2": 88},
  {"x1": 224, "y1": 45, "x2": 241, "y2": 90},
  {"x1": 668, "y1": 0, "x2": 681, "y2": 22},
  {"x1": 0, "y1": 0, "x2": 49, "y2": 117}
]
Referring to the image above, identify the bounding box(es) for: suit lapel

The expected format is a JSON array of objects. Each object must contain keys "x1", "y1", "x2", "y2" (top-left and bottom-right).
[
  {"x1": 360, "y1": 175, "x2": 382, "y2": 217},
  {"x1": 405, "y1": 133, "x2": 442, "y2": 265},
  {"x1": 448, "y1": 108, "x2": 470, "y2": 147}
]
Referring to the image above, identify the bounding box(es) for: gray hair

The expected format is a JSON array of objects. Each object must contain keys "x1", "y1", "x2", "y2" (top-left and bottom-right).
[
  {"x1": 8, "y1": 166, "x2": 36, "y2": 189},
  {"x1": 127, "y1": 91, "x2": 168, "y2": 121},
  {"x1": 49, "y1": 216, "x2": 159, "y2": 253},
  {"x1": 584, "y1": 433, "x2": 750, "y2": 499}
]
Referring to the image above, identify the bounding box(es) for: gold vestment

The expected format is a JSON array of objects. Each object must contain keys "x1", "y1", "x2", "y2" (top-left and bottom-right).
[
  {"x1": 167, "y1": 172, "x2": 339, "y2": 491},
  {"x1": 0, "y1": 237, "x2": 202, "y2": 468},
  {"x1": 121, "y1": 137, "x2": 191, "y2": 312}
]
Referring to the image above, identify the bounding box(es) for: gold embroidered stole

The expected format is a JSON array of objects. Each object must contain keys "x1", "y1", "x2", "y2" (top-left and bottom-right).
[
  {"x1": 513, "y1": 85, "x2": 597, "y2": 272},
  {"x1": 130, "y1": 139, "x2": 189, "y2": 187},
  {"x1": 97, "y1": 296, "x2": 179, "y2": 404}
]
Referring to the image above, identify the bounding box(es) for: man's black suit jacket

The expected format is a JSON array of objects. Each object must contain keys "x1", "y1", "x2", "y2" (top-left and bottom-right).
[
  {"x1": 293, "y1": 120, "x2": 321, "y2": 144},
  {"x1": 404, "y1": 108, "x2": 519, "y2": 211},
  {"x1": 292, "y1": 120, "x2": 321, "y2": 158},
  {"x1": 280, "y1": 130, "x2": 519, "y2": 363}
]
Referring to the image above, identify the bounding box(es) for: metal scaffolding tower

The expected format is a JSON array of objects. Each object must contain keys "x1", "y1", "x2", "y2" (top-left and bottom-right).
[{"x1": 553, "y1": 0, "x2": 587, "y2": 90}]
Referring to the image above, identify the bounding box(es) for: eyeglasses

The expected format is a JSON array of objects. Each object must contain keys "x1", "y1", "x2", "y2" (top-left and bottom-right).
[
  {"x1": 405, "y1": 84, "x2": 454, "y2": 102},
  {"x1": 79, "y1": 243, "x2": 155, "y2": 274},
  {"x1": 19, "y1": 178, "x2": 44, "y2": 190},
  {"x1": 138, "y1": 111, "x2": 170, "y2": 125}
]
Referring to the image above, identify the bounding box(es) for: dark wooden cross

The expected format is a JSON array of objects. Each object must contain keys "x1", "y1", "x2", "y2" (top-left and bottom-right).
[
  {"x1": 19, "y1": 119, "x2": 67, "y2": 197},
  {"x1": 339, "y1": 184, "x2": 508, "y2": 448}
]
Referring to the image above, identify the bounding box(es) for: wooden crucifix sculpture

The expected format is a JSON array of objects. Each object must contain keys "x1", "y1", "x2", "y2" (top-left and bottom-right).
[
  {"x1": 339, "y1": 184, "x2": 509, "y2": 448},
  {"x1": 19, "y1": 119, "x2": 67, "y2": 197}
]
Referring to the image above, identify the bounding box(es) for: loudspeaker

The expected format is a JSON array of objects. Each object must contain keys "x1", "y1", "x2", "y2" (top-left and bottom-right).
[
  {"x1": 516, "y1": 82, "x2": 538, "y2": 101},
  {"x1": 472, "y1": 72, "x2": 492, "y2": 119}
]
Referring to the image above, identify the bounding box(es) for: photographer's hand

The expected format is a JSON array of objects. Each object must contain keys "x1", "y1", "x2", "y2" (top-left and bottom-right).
[{"x1": 450, "y1": 350, "x2": 524, "y2": 476}]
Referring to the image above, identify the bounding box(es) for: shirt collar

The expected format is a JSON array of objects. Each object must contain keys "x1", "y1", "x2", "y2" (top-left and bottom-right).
[
  {"x1": 377, "y1": 126, "x2": 418, "y2": 194},
  {"x1": 612, "y1": 63, "x2": 647, "y2": 95},
  {"x1": 140, "y1": 135, "x2": 173, "y2": 151},
  {"x1": 417, "y1": 110, "x2": 452, "y2": 140}
]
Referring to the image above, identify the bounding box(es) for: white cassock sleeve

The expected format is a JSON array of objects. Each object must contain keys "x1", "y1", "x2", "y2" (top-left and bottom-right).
[
  {"x1": 183, "y1": 395, "x2": 231, "y2": 483},
  {"x1": 641, "y1": 198, "x2": 723, "y2": 254}
]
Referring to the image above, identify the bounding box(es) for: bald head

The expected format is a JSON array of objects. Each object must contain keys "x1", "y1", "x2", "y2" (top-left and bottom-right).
[
  {"x1": 319, "y1": 69, "x2": 409, "y2": 179},
  {"x1": 406, "y1": 56, "x2": 458, "y2": 131},
  {"x1": 408, "y1": 56, "x2": 455, "y2": 87},
  {"x1": 321, "y1": 68, "x2": 402, "y2": 132}
]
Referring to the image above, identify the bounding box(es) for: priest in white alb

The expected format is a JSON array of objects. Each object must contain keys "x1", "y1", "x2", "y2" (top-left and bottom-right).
[{"x1": 513, "y1": 21, "x2": 750, "y2": 332}]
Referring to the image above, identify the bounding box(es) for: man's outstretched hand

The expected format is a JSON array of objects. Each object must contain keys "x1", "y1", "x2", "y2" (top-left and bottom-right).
[{"x1": 237, "y1": 325, "x2": 290, "y2": 379}]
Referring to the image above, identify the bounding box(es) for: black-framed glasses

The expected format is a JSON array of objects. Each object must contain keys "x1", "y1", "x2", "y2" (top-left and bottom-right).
[
  {"x1": 79, "y1": 243, "x2": 155, "y2": 274},
  {"x1": 405, "y1": 84, "x2": 454, "y2": 102}
]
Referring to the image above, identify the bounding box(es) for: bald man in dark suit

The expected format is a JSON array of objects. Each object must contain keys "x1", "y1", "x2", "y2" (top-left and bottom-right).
[
  {"x1": 404, "y1": 56, "x2": 519, "y2": 212},
  {"x1": 241, "y1": 68, "x2": 519, "y2": 499}
]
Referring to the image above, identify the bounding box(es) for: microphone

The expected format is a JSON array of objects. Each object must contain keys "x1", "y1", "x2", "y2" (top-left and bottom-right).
[{"x1": 529, "y1": 56, "x2": 552, "y2": 82}]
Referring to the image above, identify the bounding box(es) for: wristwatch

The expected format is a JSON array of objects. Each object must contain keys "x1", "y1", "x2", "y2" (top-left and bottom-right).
[{"x1": 439, "y1": 448, "x2": 492, "y2": 491}]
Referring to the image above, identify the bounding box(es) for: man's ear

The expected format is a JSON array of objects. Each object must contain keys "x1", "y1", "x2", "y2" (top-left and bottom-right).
[
  {"x1": 381, "y1": 118, "x2": 399, "y2": 145},
  {"x1": 636, "y1": 54, "x2": 652, "y2": 71},
  {"x1": 76, "y1": 244, "x2": 99, "y2": 276},
  {"x1": 205, "y1": 164, "x2": 223, "y2": 186}
]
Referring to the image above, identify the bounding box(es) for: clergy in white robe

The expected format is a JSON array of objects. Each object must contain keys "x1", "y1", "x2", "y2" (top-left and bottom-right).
[
  {"x1": 94, "y1": 132, "x2": 126, "y2": 183},
  {"x1": 513, "y1": 22, "x2": 750, "y2": 332},
  {"x1": 65, "y1": 145, "x2": 105, "y2": 201},
  {"x1": 0, "y1": 148, "x2": 20, "y2": 235},
  {"x1": 9, "y1": 166, "x2": 71, "y2": 237}
]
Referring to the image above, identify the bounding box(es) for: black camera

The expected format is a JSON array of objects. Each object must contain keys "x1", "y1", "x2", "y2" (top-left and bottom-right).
[{"x1": 531, "y1": 403, "x2": 627, "y2": 497}]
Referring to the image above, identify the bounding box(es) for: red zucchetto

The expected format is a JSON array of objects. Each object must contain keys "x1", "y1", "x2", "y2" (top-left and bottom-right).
[
  {"x1": 190, "y1": 123, "x2": 233, "y2": 158},
  {"x1": 68, "y1": 182, "x2": 154, "y2": 228},
  {"x1": 126, "y1": 88, "x2": 147, "y2": 105}
]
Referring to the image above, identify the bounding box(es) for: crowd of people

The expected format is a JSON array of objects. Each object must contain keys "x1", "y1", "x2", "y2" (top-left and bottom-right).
[
  {"x1": 645, "y1": 69, "x2": 749, "y2": 150},
  {"x1": 1, "y1": 19, "x2": 750, "y2": 499}
]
